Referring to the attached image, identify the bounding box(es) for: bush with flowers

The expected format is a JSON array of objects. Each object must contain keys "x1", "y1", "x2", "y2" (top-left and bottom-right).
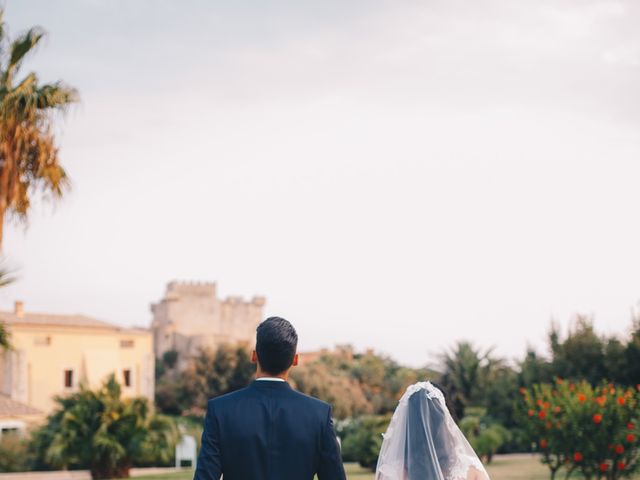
[{"x1": 518, "y1": 379, "x2": 640, "y2": 479}]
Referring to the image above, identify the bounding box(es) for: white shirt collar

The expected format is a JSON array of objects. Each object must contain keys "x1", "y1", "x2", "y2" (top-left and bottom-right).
[{"x1": 256, "y1": 377, "x2": 286, "y2": 382}]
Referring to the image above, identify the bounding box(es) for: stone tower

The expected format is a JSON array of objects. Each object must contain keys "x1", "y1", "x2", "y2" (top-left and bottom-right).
[{"x1": 150, "y1": 281, "x2": 266, "y2": 368}]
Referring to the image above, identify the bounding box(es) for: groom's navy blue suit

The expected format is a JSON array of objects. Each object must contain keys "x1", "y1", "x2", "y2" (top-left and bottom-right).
[{"x1": 194, "y1": 379, "x2": 346, "y2": 480}]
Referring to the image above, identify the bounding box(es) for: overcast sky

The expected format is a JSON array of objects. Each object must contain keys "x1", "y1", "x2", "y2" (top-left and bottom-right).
[{"x1": 2, "y1": 0, "x2": 639, "y2": 367}]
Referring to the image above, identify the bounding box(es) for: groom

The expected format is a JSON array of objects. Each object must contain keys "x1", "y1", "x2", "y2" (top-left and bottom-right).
[{"x1": 194, "y1": 316, "x2": 347, "y2": 480}]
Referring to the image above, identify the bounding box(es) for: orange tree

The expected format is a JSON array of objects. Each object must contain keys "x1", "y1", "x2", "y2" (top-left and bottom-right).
[{"x1": 518, "y1": 379, "x2": 640, "y2": 479}]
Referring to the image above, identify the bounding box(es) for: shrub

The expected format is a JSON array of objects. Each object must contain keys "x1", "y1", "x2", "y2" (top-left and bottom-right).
[
  {"x1": 162, "y1": 350, "x2": 179, "y2": 369},
  {"x1": 518, "y1": 379, "x2": 640, "y2": 479},
  {"x1": 0, "y1": 433, "x2": 32, "y2": 472},
  {"x1": 340, "y1": 415, "x2": 390, "y2": 470},
  {"x1": 459, "y1": 407, "x2": 511, "y2": 463},
  {"x1": 473, "y1": 425, "x2": 510, "y2": 463},
  {"x1": 290, "y1": 362, "x2": 372, "y2": 419},
  {"x1": 31, "y1": 375, "x2": 179, "y2": 479}
]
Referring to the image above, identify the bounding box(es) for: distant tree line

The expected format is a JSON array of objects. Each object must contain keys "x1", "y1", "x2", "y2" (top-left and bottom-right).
[
  {"x1": 156, "y1": 314, "x2": 640, "y2": 421},
  {"x1": 8, "y1": 314, "x2": 633, "y2": 475},
  {"x1": 155, "y1": 344, "x2": 436, "y2": 420},
  {"x1": 436, "y1": 314, "x2": 640, "y2": 456},
  {"x1": 151, "y1": 313, "x2": 640, "y2": 470},
  {"x1": 155, "y1": 344, "x2": 255, "y2": 416}
]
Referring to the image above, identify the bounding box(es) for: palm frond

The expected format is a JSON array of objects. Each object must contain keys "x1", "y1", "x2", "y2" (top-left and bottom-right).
[
  {"x1": 0, "y1": 323, "x2": 10, "y2": 350},
  {"x1": 0, "y1": 262, "x2": 16, "y2": 348},
  {"x1": 36, "y1": 82, "x2": 79, "y2": 110},
  {"x1": 0, "y1": 11, "x2": 6, "y2": 56},
  {"x1": 0, "y1": 267, "x2": 15, "y2": 287},
  {"x1": 4, "y1": 27, "x2": 46, "y2": 86}
]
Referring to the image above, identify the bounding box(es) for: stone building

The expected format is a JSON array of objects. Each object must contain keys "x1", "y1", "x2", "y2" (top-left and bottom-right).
[
  {"x1": 0, "y1": 301, "x2": 154, "y2": 430},
  {"x1": 151, "y1": 281, "x2": 265, "y2": 368}
]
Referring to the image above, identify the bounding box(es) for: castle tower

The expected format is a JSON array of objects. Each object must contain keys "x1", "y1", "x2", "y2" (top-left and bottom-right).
[{"x1": 150, "y1": 281, "x2": 266, "y2": 368}]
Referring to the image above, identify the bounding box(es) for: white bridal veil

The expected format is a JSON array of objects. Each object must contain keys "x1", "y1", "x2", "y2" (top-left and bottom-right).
[{"x1": 375, "y1": 382, "x2": 490, "y2": 480}]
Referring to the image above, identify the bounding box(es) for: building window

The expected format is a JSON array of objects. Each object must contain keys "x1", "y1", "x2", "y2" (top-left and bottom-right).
[
  {"x1": 34, "y1": 336, "x2": 51, "y2": 346},
  {"x1": 0, "y1": 421, "x2": 25, "y2": 437},
  {"x1": 123, "y1": 369, "x2": 132, "y2": 387},
  {"x1": 64, "y1": 369, "x2": 74, "y2": 388},
  {"x1": 120, "y1": 339, "x2": 134, "y2": 348}
]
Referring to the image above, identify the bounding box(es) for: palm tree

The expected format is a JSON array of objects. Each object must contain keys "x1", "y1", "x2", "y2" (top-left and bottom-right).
[
  {"x1": 438, "y1": 341, "x2": 503, "y2": 418},
  {"x1": 35, "y1": 375, "x2": 178, "y2": 479},
  {"x1": 0, "y1": 10, "x2": 78, "y2": 246}
]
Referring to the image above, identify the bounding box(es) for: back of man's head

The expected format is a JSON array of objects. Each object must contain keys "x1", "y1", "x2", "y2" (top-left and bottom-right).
[{"x1": 256, "y1": 317, "x2": 298, "y2": 375}]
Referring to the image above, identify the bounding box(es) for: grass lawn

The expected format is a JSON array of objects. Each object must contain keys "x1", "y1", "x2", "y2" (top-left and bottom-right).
[
  {"x1": 134, "y1": 455, "x2": 640, "y2": 479},
  {"x1": 128, "y1": 464, "x2": 378, "y2": 479},
  {"x1": 485, "y1": 454, "x2": 562, "y2": 479},
  {"x1": 341, "y1": 456, "x2": 579, "y2": 479}
]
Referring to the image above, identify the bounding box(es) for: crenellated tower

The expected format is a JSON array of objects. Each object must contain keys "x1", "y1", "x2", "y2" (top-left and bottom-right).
[{"x1": 151, "y1": 281, "x2": 265, "y2": 368}]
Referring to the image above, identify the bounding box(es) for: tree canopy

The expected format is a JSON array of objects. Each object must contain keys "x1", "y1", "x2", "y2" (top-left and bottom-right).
[{"x1": 0, "y1": 9, "x2": 78, "y2": 246}]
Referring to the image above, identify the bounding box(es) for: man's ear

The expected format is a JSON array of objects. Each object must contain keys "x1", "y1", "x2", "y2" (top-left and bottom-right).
[
  {"x1": 251, "y1": 350, "x2": 258, "y2": 364},
  {"x1": 292, "y1": 353, "x2": 299, "y2": 367}
]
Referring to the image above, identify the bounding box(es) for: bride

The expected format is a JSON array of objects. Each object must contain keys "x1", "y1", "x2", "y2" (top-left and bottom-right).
[{"x1": 375, "y1": 382, "x2": 490, "y2": 480}]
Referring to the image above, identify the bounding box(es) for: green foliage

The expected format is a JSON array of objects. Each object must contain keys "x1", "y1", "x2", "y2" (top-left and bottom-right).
[
  {"x1": 340, "y1": 415, "x2": 390, "y2": 471},
  {"x1": 518, "y1": 380, "x2": 640, "y2": 480},
  {"x1": 437, "y1": 340, "x2": 518, "y2": 441},
  {"x1": 0, "y1": 265, "x2": 15, "y2": 349},
  {"x1": 0, "y1": 433, "x2": 32, "y2": 472},
  {"x1": 0, "y1": 265, "x2": 15, "y2": 288},
  {"x1": 290, "y1": 361, "x2": 372, "y2": 419},
  {"x1": 155, "y1": 378, "x2": 188, "y2": 416},
  {"x1": 32, "y1": 375, "x2": 178, "y2": 479},
  {"x1": 549, "y1": 318, "x2": 608, "y2": 385},
  {"x1": 156, "y1": 344, "x2": 255, "y2": 416},
  {"x1": 617, "y1": 316, "x2": 640, "y2": 387},
  {"x1": 519, "y1": 350, "x2": 553, "y2": 388},
  {"x1": 293, "y1": 346, "x2": 434, "y2": 419},
  {"x1": 482, "y1": 365, "x2": 518, "y2": 428},
  {"x1": 0, "y1": 9, "x2": 78, "y2": 245},
  {"x1": 543, "y1": 315, "x2": 640, "y2": 390},
  {"x1": 473, "y1": 427, "x2": 506, "y2": 463},
  {"x1": 0, "y1": 321, "x2": 9, "y2": 350},
  {"x1": 459, "y1": 407, "x2": 511, "y2": 463},
  {"x1": 435, "y1": 315, "x2": 640, "y2": 457},
  {"x1": 183, "y1": 344, "x2": 254, "y2": 407},
  {"x1": 162, "y1": 350, "x2": 179, "y2": 370},
  {"x1": 438, "y1": 342, "x2": 504, "y2": 419},
  {"x1": 356, "y1": 353, "x2": 433, "y2": 414},
  {"x1": 152, "y1": 316, "x2": 640, "y2": 466}
]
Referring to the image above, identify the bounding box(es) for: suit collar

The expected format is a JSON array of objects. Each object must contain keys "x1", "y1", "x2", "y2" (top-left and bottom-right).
[
  {"x1": 250, "y1": 379, "x2": 292, "y2": 390},
  {"x1": 255, "y1": 377, "x2": 286, "y2": 382}
]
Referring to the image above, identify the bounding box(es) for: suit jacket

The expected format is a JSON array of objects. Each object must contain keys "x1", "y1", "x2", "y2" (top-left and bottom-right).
[{"x1": 194, "y1": 380, "x2": 346, "y2": 480}]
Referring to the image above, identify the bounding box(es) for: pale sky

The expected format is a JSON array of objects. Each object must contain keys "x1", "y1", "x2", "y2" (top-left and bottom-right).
[{"x1": 2, "y1": 0, "x2": 640, "y2": 367}]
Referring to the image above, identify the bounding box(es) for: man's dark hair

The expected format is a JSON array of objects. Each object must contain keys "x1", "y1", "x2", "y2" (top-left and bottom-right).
[{"x1": 255, "y1": 317, "x2": 298, "y2": 375}]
